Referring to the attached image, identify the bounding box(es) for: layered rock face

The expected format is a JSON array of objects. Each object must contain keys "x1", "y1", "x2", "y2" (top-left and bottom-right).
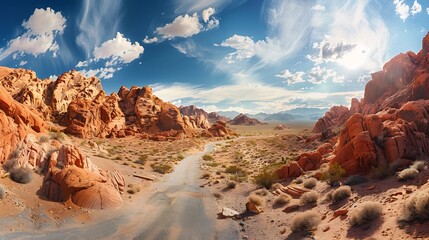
[
  {"x1": 62, "y1": 91, "x2": 126, "y2": 138},
  {"x1": 42, "y1": 144, "x2": 125, "y2": 209},
  {"x1": 0, "y1": 68, "x2": 102, "y2": 121},
  {"x1": 0, "y1": 85, "x2": 45, "y2": 164},
  {"x1": 1, "y1": 67, "x2": 231, "y2": 139},
  {"x1": 229, "y1": 113, "x2": 264, "y2": 125},
  {"x1": 203, "y1": 120, "x2": 238, "y2": 138},
  {"x1": 118, "y1": 86, "x2": 198, "y2": 137},
  {"x1": 313, "y1": 105, "x2": 351, "y2": 133},
  {"x1": 179, "y1": 105, "x2": 210, "y2": 129},
  {"x1": 281, "y1": 33, "x2": 429, "y2": 177}
]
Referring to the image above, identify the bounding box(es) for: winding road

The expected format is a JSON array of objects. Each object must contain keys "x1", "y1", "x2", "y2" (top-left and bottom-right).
[{"x1": 1, "y1": 141, "x2": 239, "y2": 240}]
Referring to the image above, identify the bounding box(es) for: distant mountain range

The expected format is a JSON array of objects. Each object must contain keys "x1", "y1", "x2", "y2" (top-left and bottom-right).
[{"x1": 217, "y1": 107, "x2": 328, "y2": 122}]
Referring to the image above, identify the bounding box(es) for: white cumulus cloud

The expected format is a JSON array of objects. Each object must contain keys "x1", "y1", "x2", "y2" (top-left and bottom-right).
[
  {"x1": 76, "y1": 32, "x2": 143, "y2": 79},
  {"x1": 202, "y1": 7, "x2": 216, "y2": 22},
  {"x1": 220, "y1": 35, "x2": 256, "y2": 62},
  {"x1": 93, "y1": 32, "x2": 144, "y2": 65},
  {"x1": 411, "y1": 0, "x2": 422, "y2": 15},
  {"x1": 308, "y1": 66, "x2": 344, "y2": 84},
  {"x1": 156, "y1": 13, "x2": 202, "y2": 39},
  {"x1": 275, "y1": 69, "x2": 305, "y2": 85},
  {"x1": 0, "y1": 8, "x2": 66, "y2": 60},
  {"x1": 143, "y1": 36, "x2": 159, "y2": 44}
]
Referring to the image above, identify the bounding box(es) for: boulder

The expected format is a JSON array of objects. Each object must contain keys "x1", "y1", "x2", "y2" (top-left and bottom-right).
[
  {"x1": 42, "y1": 144, "x2": 125, "y2": 209},
  {"x1": 246, "y1": 201, "x2": 263, "y2": 214},
  {"x1": 276, "y1": 161, "x2": 304, "y2": 179}
]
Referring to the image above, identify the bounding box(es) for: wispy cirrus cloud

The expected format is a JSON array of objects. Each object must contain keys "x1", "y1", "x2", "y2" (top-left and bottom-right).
[
  {"x1": 152, "y1": 82, "x2": 363, "y2": 113},
  {"x1": 76, "y1": 0, "x2": 123, "y2": 58}
]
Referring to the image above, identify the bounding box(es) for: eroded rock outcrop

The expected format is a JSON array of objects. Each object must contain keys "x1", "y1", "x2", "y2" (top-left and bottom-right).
[
  {"x1": 179, "y1": 105, "x2": 210, "y2": 129},
  {"x1": 62, "y1": 91, "x2": 126, "y2": 138},
  {"x1": 118, "y1": 86, "x2": 200, "y2": 138},
  {"x1": 42, "y1": 144, "x2": 125, "y2": 209},
  {"x1": 0, "y1": 68, "x2": 103, "y2": 121},
  {"x1": 203, "y1": 120, "x2": 238, "y2": 138},
  {"x1": 313, "y1": 105, "x2": 350, "y2": 133},
  {"x1": 0, "y1": 85, "x2": 45, "y2": 164}
]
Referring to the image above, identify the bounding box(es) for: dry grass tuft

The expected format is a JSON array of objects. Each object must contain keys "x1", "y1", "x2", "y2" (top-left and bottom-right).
[
  {"x1": 303, "y1": 177, "x2": 317, "y2": 189},
  {"x1": 398, "y1": 168, "x2": 419, "y2": 181},
  {"x1": 399, "y1": 188, "x2": 429, "y2": 222},
  {"x1": 273, "y1": 193, "x2": 291, "y2": 207},
  {"x1": 291, "y1": 211, "x2": 321, "y2": 232},
  {"x1": 300, "y1": 191, "x2": 319, "y2": 205},
  {"x1": 349, "y1": 202, "x2": 382, "y2": 227},
  {"x1": 248, "y1": 194, "x2": 265, "y2": 207},
  {"x1": 331, "y1": 185, "x2": 352, "y2": 202}
]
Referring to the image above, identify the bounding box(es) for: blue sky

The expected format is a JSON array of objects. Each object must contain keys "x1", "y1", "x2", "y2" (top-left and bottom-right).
[{"x1": 0, "y1": 0, "x2": 428, "y2": 113}]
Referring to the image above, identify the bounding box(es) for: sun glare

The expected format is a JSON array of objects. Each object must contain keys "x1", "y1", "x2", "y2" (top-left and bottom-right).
[{"x1": 338, "y1": 45, "x2": 368, "y2": 70}]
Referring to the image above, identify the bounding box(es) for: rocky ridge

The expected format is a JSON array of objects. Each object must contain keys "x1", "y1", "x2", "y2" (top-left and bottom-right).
[{"x1": 278, "y1": 32, "x2": 429, "y2": 178}]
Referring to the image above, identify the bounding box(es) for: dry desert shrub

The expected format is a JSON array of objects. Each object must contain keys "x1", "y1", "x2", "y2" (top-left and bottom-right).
[
  {"x1": 253, "y1": 188, "x2": 269, "y2": 196},
  {"x1": 398, "y1": 168, "x2": 419, "y2": 181},
  {"x1": 253, "y1": 168, "x2": 278, "y2": 189},
  {"x1": 271, "y1": 182, "x2": 283, "y2": 190},
  {"x1": 343, "y1": 175, "x2": 368, "y2": 186},
  {"x1": 291, "y1": 211, "x2": 321, "y2": 232},
  {"x1": 0, "y1": 185, "x2": 5, "y2": 199},
  {"x1": 248, "y1": 194, "x2": 265, "y2": 208},
  {"x1": 10, "y1": 167, "x2": 33, "y2": 184},
  {"x1": 273, "y1": 193, "x2": 291, "y2": 207},
  {"x1": 349, "y1": 202, "x2": 382, "y2": 227},
  {"x1": 127, "y1": 184, "x2": 141, "y2": 194},
  {"x1": 410, "y1": 160, "x2": 426, "y2": 172},
  {"x1": 331, "y1": 185, "x2": 352, "y2": 202},
  {"x1": 201, "y1": 172, "x2": 211, "y2": 179},
  {"x1": 300, "y1": 191, "x2": 320, "y2": 205},
  {"x1": 303, "y1": 177, "x2": 317, "y2": 189},
  {"x1": 292, "y1": 177, "x2": 303, "y2": 184},
  {"x1": 226, "y1": 181, "x2": 236, "y2": 189},
  {"x1": 399, "y1": 188, "x2": 429, "y2": 222}
]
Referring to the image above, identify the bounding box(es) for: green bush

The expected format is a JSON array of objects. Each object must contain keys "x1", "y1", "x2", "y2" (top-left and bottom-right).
[
  {"x1": 321, "y1": 163, "x2": 345, "y2": 185},
  {"x1": 253, "y1": 169, "x2": 278, "y2": 189}
]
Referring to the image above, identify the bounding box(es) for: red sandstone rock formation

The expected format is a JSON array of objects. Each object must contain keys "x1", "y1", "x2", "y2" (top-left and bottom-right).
[
  {"x1": 229, "y1": 113, "x2": 265, "y2": 125},
  {"x1": 313, "y1": 105, "x2": 351, "y2": 133},
  {"x1": 0, "y1": 85, "x2": 45, "y2": 164},
  {"x1": 42, "y1": 144, "x2": 125, "y2": 209},
  {"x1": 203, "y1": 120, "x2": 238, "y2": 138},
  {"x1": 179, "y1": 105, "x2": 211, "y2": 129},
  {"x1": 208, "y1": 112, "x2": 230, "y2": 123},
  {"x1": 62, "y1": 91, "x2": 126, "y2": 138}
]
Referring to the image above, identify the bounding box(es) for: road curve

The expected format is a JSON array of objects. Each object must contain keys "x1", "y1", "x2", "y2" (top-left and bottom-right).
[{"x1": 1, "y1": 141, "x2": 239, "y2": 240}]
